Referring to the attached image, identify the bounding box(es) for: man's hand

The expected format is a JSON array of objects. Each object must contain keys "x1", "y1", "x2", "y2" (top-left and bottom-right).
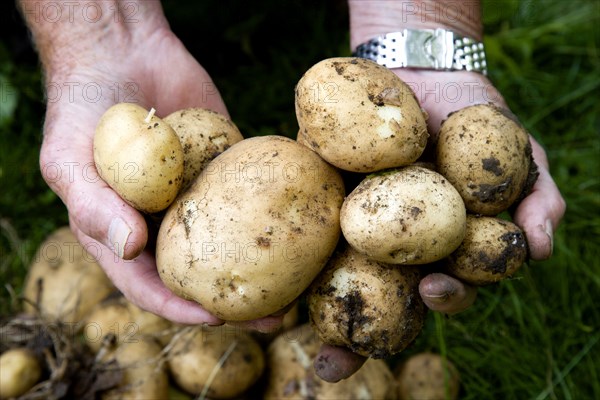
[{"x1": 21, "y1": 0, "x2": 287, "y2": 329}]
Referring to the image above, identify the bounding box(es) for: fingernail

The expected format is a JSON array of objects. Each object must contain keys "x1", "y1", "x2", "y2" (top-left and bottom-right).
[
  {"x1": 545, "y1": 219, "x2": 554, "y2": 257},
  {"x1": 424, "y1": 293, "x2": 449, "y2": 304},
  {"x1": 108, "y1": 217, "x2": 132, "y2": 259}
]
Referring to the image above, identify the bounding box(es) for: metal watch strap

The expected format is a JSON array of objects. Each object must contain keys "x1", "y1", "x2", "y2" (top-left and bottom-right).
[{"x1": 353, "y1": 28, "x2": 488, "y2": 75}]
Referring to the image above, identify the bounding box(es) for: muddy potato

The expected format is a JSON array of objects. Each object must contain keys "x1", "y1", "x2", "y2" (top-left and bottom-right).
[
  {"x1": 264, "y1": 324, "x2": 398, "y2": 399},
  {"x1": 395, "y1": 352, "x2": 460, "y2": 400},
  {"x1": 295, "y1": 57, "x2": 428, "y2": 173},
  {"x1": 444, "y1": 215, "x2": 528, "y2": 285},
  {"x1": 101, "y1": 336, "x2": 168, "y2": 400},
  {"x1": 436, "y1": 104, "x2": 538, "y2": 215},
  {"x1": 156, "y1": 135, "x2": 345, "y2": 321},
  {"x1": 0, "y1": 348, "x2": 42, "y2": 399},
  {"x1": 22, "y1": 227, "x2": 114, "y2": 324},
  {"x1": 94, "y1": 103, "x2": 184, "y2": 213},
  {"x1": 308, "y1": 244, "x2": 426, "y2": 358},
  {"x1": 341, "y1": 166, "x2": 467, "y2": 264},
  {"x1": 164, "y1": 108, "x2": 244, "y2": 191},
  {"x1": 168, "y1": 325, "x2": 265, "y2": 399}
]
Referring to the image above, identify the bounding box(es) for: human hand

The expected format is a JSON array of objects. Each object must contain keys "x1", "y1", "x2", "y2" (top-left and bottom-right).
[
  {"x1": 26, "y1": 0, "x2": 284, "y2": 330},
  {"x1": 314, "y1": 68, "x2": 565, "y2": 382}
]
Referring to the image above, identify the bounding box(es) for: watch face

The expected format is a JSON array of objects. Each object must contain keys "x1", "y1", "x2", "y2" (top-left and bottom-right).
[{"x1": 354, "y1": 29, "x2": 487, "y2": 74}]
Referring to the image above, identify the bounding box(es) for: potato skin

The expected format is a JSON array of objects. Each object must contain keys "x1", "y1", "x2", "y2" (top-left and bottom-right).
[
  {"x1": 164, "y1": 108, "x2": 244, "y2": 191},
  {"x1": 444, "y1": 215, "x2": 528, "y2": 285},
  {"x1": 307, "y1": 244, "x2": 426, "y2": 358},
  {"x1": 0, "y1": 348, "x2": 42, "y2": 399},
  {"x1": 395, "y1": 352, "x2": 460, "y2": 400},
  {"x1": 168, "y1": 325, "x2": 265, "y2": 398},
  {"x1": 94, "y1": 103, "x2": 184, "y2": 213},
  {"x1": 101, "y1": 336, "x2": 168, "y2": 400},
  {"x1": 22, "y1": 227, "x2": 114, "y2": 324},
  {"x1": 295, "y1": 57, "x2": 428, "y2": 172},
  {"x1": 264, "y1": 324, "x2": 398, "y2": 399},
  {"x1": 156, "y1": 135, "x2": 345, "y2": 321},
  {"x1": 341, "y1": 166, "x2": 467, "y2": 264},
  {"x1": 436, "y1": 104, "x2": 536, "y2": 215}
]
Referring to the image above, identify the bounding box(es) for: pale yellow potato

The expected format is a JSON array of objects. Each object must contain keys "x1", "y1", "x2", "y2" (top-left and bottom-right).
[
  {"x1": 168, "y1": 325, "x2": 265, "y2": 398},
  {"x1": 444, "y1": 215, "x2": 528, "y2": 285},
  {"x1": 264, "y1": 324, "x2": 398, "y2": 399},
  {"x1": 101, "y1": 336, "x2": 168, "y2": 400},
  {"x1": 295, "y1": 57, "x2": 428, "y2": 173},
  {"x1": 436, "y1": 104, "x2": 537, "y2": 215},
  {"x1": 0, "y1": 348, "x2": 42, "y2": 399},
  {"x1": 164, "y1": 108, "x2": 244, "y2": 191},
  {"x1": 94, "y1": 103, "x2": 184, "y2": 213},
  {"x1": 395, "y1": 352, "x2": 460, "y2": 400},
  {"x1": 307, "y1": 244, "x2": 426, "y2": 358},
  {"x1": 83, "y1": 296, "x2": 173, "y2": 353},
  {"x1": 22, "y1": 226, "x2": 114, "y2": 325},
  {"x1": 341, "y1": 166, "x2": 467, "y2": 264},
  {"x1": 156, "y1": 135, "x2": 345, "y2": 321}
]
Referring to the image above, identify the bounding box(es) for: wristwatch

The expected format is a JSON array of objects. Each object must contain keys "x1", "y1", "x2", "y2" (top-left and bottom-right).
[{"x1": 353, "y1": 28, "x2": 487, "y2": 75}]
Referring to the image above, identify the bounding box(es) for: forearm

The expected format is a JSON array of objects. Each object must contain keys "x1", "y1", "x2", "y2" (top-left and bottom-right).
[
  {"x1": 17, "y1": 0, "x2": 168, "y2": 76},
  {"x1": 349, "y1": 0, "x2": 483, "y2": 49}
]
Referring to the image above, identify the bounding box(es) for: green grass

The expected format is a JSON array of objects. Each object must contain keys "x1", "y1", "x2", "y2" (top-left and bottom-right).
[{"x1": 1, "y1": 0, "x2": 599, "y2": 398}]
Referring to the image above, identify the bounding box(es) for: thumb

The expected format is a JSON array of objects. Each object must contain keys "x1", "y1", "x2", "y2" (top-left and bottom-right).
[
  {"x1": 40, "y1": 132, "x2": 147, "y2": 260},
  {"x1": 513, "y1": 137, "x2": 566, "y2": 260}
]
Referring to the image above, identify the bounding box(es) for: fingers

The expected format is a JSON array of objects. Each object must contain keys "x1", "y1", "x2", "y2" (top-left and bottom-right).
[
  {"x1": 513, "y1": 137, "x2": 566, "y2": 260},
  {"x1": 71, "y1": 224, "x2": 223, "y2": 326},
  {"x1": 419, "y1": 273, "x2": 477, "y2": 314},
  {"x1": 40, "y1": 128, "x2": 148, "y2": 260},
  {"x1": 314, "y1": 344, "x2": 367, "y2": 383}
]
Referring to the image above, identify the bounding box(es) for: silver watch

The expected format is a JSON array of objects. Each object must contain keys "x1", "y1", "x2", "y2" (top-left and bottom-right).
[{"x1": 353, "y1": 28, "x2": 487, "y2": 75}]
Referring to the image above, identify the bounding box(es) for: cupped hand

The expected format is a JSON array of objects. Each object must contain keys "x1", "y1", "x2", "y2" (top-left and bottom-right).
[
  {"x1": 314, "y1": 69, "x2": 565, "y2": 382},
  {"x1": 39, "y1": 25, "x2": 285, "y2": 329}
]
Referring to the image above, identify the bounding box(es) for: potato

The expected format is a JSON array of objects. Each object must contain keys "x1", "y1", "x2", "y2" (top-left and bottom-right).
[
  {"x1": 340, "y1": 165, "x2": 467, "y2": 264},
  {"x1": 22, "y1": 227, "x2": 115, "y2": 325},
  {"x1": 395, "y1": 352, "x2": 460, "y2": 400},
  {"x1": 295, "y1": 57, "x2": 428, "y2": 173},
  {"x1": 436, "y1": 104, "x2": 538, "y2": 215},
  {"x1": 101, "y1": 336, "x2": 168, "y2": 400},
  {"x1": 168, "y1": 325, "x2": 265, "y2": 398},
  {"x1": 264, "y1": 324, "x2": 398, "y2": 399},
  {"x1": 0, "y1": 348, "x2": 42, "y2": 399},
  {"x1": 156, "y1": 135, "x2": 345, "y2": 321},
  {"x1": 83, "y1": 296, "x2": 173, "y2": 353},
  {"x1": 164, "y1": 108, "x2": 244, "y2": 191},
  {"x1": 94, "y1": 103, "x2": 184, "y2": 213},
  {"x1": 444, "y1": 215, "x2": 528, "y2": 285},
  {"x1": 307, "y1": 244, "x2": 426, "y2": 359}
]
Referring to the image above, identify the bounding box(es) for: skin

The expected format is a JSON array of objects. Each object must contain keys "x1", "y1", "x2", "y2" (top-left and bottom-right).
[{"x1": 19, "y1": 0, "x2": 565, "y2": 382}]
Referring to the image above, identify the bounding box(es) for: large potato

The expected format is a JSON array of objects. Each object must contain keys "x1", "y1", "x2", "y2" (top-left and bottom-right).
[
  {"x1": 295, "y1": 57, "x2": 428, "y2": 172},
  {"x1": 264, "y1": 324, "x2": 398, "y2": 399},
  {"x1": 22, "y1": 227, "x2": 114, "y2": 324},
  {"x1": 307, "y1": 244, "x2": 426, "y2": 358},
  {"x1": 168, "y1": 325, "x2": 265, "y2": 398},
  {"x1": 164, "y1": 108, "x2": 244, "y2": 191},
  {"x1": 444, "y1": 215, "x2": 528, "y2": 285},
  {"x1": 94, "y1": 103, "x2": 184, "y2": 213},
  {"x1": 156, "y1": 135, "x2": 345, "y2": 321},
  {"x1": 341, "y1": 166, "x2": 467, "y2": 264},
  {"x1": 436, "y1": 104, "x2": 538, "y2": 215}
]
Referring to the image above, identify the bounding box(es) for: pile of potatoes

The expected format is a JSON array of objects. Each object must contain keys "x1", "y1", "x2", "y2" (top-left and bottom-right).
[{"x1": 2, "y1": 55, "x2": 537, "y2": 399}]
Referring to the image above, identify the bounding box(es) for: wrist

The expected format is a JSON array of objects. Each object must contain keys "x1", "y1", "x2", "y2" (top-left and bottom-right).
[
  {"x1": 349, "y1": 0, "x2": 483, "y2": 50},
  {"x1": 19, "y1": 1, "x2": 169, "y2": 77}
]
